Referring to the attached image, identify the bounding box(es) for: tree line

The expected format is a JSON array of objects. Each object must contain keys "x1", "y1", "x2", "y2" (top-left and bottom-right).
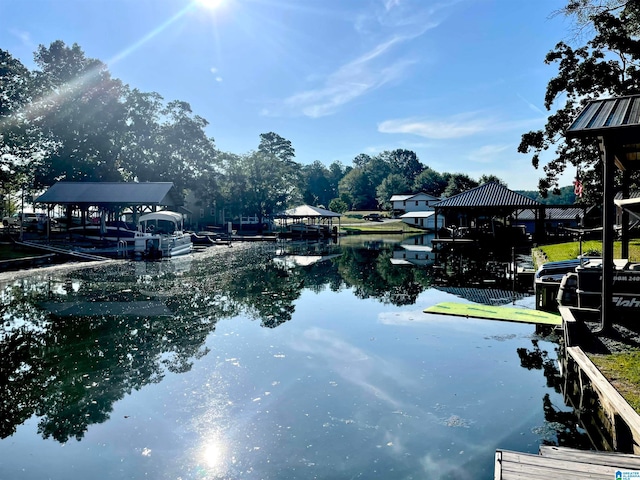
[{"x1": 2, "y1": 39, "x2": 581, "y2": 222}]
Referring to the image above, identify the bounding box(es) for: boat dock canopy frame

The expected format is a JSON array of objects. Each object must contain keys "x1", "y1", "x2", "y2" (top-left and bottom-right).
[{"x1": 566, "y1": 94, "x2": 640, "y2": 332}]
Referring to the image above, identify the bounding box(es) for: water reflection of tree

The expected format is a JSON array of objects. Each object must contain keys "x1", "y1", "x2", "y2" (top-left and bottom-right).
[
  {"x1": 0, "y1": 260, "x2": 235, "y2": 442},
  {"x1": 0, "y1": 243, "x2": 435, "y2": 443},
  {"x1": 336, "y1": 245, "x2": 431, "y2": 305},
  {"x1": 517, "y1": 338, "x2": 591, "y2": 448}
]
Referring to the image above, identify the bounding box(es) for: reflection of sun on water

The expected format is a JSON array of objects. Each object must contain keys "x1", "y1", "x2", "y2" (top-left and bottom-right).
[{"x1": 202, "y1": 440, "x2": 227, "y2": 471}]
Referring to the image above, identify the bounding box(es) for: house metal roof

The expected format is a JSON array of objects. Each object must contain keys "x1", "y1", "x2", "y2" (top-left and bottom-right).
[
  {"x1": 391, "y1": 192, "x2": 440, "y2": 202},
  {"x1": 35, "y1": 182, "x2": 182, "y2": 206},
  {"x1": 399, "y1": 211, "x2": 436, "y2": 218},
  {"x1": 433, "y1": 182, "x2": 540, "y2": 209},
  {"x1": 390, "y1": 194, "x2": 414, "y2": 202}
]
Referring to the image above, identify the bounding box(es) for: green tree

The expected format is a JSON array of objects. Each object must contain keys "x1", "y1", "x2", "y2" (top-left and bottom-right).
[
  {"x1": 328, "y1": 198, "x2": 348, "y2": 213},
  {"x1": 385, "y1": 149, "x2": 425, "y2": 184},
  {"x1": 478, "y1": 174, "x2": 507, "y2": 186},
  {"x1": 338, "y1": 168, "x2": 374, "y2": 209},
  {"x1": 154, "y1": 100, "x2": 217, "y2": 196},
  {"x1": 443, "y1": 173, "x2": 479, "y2": 197},
  {"x1": 0, "y1": 49, "x2": 36, "y2": 195},
  {"x1": 238, "y1": 150, "x2": 299, "y2": 229},
  {"x1": 376, "y1": 173, "x2": 409, "y2": 210},
  {"x1": 301, "y1": 160, "x2": 333, "y2": 206},
  {"x1": 118, "y1": 89, "x2": 164, "y2": 182},
  {"x1": 258, "y1": 132, "x2": 295, "y2": 164},
  {"x1": 413, "y1": 168, "x2": 449, "y2": 197},
  {"x1": 518, "y1": 0, "x2": 640, "y2": 201},
  {"x1": 30, "y1": 41, "x2": 127, "y2": 187}
]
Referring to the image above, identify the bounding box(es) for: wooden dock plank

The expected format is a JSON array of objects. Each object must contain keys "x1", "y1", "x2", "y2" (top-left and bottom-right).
[
  {"x1": 540, "y1": 445, "x2": 640, "y2": 469},
  {"x1": 496, "y1": 449, "x2": 619, "y2": 479}
]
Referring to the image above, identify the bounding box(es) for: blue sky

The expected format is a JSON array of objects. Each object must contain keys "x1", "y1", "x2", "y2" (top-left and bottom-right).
[{"x1": 1, "y1": 0, "x2": 572, "y2": 191}]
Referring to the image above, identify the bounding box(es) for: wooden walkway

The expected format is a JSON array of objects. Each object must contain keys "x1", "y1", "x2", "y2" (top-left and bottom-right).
[{"x1": 495, "y1": 445, "x2": 640, "y2": 479}]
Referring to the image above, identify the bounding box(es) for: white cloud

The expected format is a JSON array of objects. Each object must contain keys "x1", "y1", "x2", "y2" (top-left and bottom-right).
[
  {"x1": 268, "y1": 1, "x2": 453, "y2": 118},
  {"x1": 9, "y1": 29, "x2": 34, "y2": 48},
  {"x1": 278, "y1": 37, "x2": 416, "y2": 118},
  {"x1": 378, "y1": 112, "x2": 549, "y2": 140},
  {"x1": 378, "y1": 115, "x2": 490, "y2": 139},
  {"x1": 467, "y1": 144, "x2": 511, "y2": 163}
]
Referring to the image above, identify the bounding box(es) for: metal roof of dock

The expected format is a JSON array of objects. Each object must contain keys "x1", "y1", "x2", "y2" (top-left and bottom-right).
[
  {"x1": 277, "y1": 205, "x2": 341, "y2": 218},
  {"x1": 35, "y1": 182, "x2": 183, "y2": 207},
  {"x1": 567, "y1": 94, "x2": 640, "y2": 140},
  {"x1": 434, "y1": 182, "x2": 540, "y2": 208},
  {"x1": 518, "y1": 206, "x2": 586, "y2": 221}
]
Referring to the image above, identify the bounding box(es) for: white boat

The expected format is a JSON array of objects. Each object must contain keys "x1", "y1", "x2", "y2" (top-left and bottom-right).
[{"x1": 135, "y1": 211, "x2": 193, "y2": 258}]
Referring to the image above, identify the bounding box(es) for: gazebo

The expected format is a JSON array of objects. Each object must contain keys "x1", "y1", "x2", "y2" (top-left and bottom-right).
[
  {"x1": 275, "y1": 204, "x2": 341, "y2": 238},
  {"x1": 433, "y1": 182, "x2": 543, "y2": 241}
]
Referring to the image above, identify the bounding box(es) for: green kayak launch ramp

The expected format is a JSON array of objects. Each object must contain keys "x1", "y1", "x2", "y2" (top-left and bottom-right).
[{"x1": 424, "y1": 302, "x2": 562, "y2": 326}]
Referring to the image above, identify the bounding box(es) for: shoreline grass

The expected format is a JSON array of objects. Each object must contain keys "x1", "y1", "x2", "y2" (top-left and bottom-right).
[{"x1": 535, "y1": 239, "x2": 640, "y2": 266}]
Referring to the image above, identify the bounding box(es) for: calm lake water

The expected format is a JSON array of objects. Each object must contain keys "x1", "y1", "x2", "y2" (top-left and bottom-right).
[{"x1": 0, "y1": 236, "x2": 589, "y2": 479}]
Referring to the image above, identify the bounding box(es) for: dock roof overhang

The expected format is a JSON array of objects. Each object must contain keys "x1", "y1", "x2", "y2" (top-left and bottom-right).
[
  {"x1": 433, "y1": 182, "x2": 540, "y2": 216},
  {"x1": 566, "y1": 94, "x2": 640, "y2": 172},
  {"x1": 35, "y1": 182, "x2": 183, "y2": 209},
  {"x1": 566, "y1": 94, "x2": 640, "y2": 332}
]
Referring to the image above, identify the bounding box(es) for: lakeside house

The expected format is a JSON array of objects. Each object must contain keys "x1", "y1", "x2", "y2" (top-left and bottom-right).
[
  {"x1": 390, "y1": 192, "x2": 440, "y2": 216},
  {"x1": 390, "y1": 192, "x2": 444, "y2": 231}
]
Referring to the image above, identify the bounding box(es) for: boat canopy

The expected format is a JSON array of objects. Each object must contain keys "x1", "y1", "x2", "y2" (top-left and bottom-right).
[
  {"x1": 138, "y1": 211, "x2": 185, "y2": 234},
  {"x1": 138, "y1": 211, "x2": 184, "y2": 224}
]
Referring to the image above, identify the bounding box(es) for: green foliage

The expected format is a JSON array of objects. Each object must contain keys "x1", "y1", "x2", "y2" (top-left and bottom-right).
[
  {"x1": 258, "y1": 132, "x2": 295, "y2": 164},
  {"x1": 517, "y1": 185, "x2": 577, "y2": 204},
  {"x1": 443, "y1": 173, "x2": 479, "y2": 197},
  {"x1": 328, "y1": 198, "x2": 348, "y2": 213},
  {"x1": 376, "y1": 174, "x2": 409, "y2": 210},
  {"x1": 0, "y1": 49, "x2": 35, "y2": 191},
  {"x1": 478, "y1": 174, "x2": 507, "y2": 187},
  {"x1": 31, "y1": 41, "x2": 127, "y2": 186},
  {"x1": 301, "y1": 160, "x2": 337, "y2": 207},
  {"x1": 338, "y1": 168, "x2": 374, "y2": 209},
  {"x1": 413, "y1": 168, "x2": 448, "y2": 197},
  {"x1": 519, "y1": 0, "x2": 640, "y2": 200}
]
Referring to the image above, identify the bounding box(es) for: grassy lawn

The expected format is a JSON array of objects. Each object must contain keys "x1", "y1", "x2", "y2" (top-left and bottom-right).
[
  {"x1": 536, "y1": 239, "x2": 640, "y2": 264},
  {"x1": 339, "y1": 210, "x2": 390, "y2": 224},
  {"x1": 590, "y1": 351, "x2": 640, "y2": 413}
]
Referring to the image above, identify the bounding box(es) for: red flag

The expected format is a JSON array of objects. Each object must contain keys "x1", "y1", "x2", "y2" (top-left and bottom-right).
[{"x1": 573, "y1": 178, "x2": 583, "y2": 197}]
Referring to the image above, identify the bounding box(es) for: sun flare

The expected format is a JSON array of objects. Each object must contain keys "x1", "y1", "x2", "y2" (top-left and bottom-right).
[{"x1": 194, "y1": 0, "x2": 225, "y2": 10}]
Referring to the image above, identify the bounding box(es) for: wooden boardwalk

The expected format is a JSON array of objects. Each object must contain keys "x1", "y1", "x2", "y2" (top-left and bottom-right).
[{"x1": 495, "y1": 446, "x2": 640, "y2": 479}]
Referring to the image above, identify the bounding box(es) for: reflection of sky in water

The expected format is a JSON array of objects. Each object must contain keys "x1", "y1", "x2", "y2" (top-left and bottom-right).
[{"x1": 0, "y1": 255, "x2": 569, "y2": 480}]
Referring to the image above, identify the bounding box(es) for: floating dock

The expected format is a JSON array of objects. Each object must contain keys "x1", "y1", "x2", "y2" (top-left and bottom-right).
[{"x1": 423, "y1": 302, "x2": 562, "y2": 326}]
